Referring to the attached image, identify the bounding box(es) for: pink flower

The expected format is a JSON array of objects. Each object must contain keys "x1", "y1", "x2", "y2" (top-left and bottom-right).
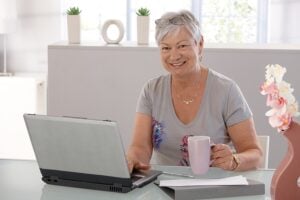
[
  {"x1": 268, "y1": 112, "x2": 292, "y2": 132},
  {"x1": 261, "y1": 64, "x2": 299, "y2": 132},
  {"x1": 267, "y1": 95, "x2": 287, "y2": 110},
  {"x1": 260, "y1": 82, "x2": 278, "y2": 95},
  {"x1": 277, "y1": 113, "x2": 292, "y2": 131}
]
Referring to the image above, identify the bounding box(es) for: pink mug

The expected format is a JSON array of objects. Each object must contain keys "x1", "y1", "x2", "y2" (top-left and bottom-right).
[{"x1": 188, "y1": 136, "x2": 211, "y2": 175}]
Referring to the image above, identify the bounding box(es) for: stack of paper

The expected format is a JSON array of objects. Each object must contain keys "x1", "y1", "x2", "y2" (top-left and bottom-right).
[
  {"x1": 158, "y1": 176, "x2": 265, "y2": 200},
  {"x1": 159, "y1": 175, "x2": 249, "y2": 187}
]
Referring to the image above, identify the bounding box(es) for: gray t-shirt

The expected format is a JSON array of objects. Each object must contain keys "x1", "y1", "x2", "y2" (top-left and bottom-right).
[{"x1": 136, "y1": 68, "x2": 252, "y2": 166}]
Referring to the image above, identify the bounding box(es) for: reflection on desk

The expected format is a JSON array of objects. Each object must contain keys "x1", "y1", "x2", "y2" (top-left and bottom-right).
[{"x1": 0, "y1": 159, "x2": 273, "y2": 200}]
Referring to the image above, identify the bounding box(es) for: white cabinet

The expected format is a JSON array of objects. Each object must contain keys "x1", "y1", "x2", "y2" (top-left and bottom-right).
[{"x1": 0, "y1": 76, "x2": 46, "y2": 160}]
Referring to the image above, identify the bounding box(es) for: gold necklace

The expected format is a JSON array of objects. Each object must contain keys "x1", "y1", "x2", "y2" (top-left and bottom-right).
[
  {"x1": 172, "y1": 75, "x2": 201, "y2": 105},
  {"x1": 175, "y1": 88, "x2": 200, "y2": 105},
  {"x1": 182, "y1": 97, "x2": 196, "y2": 105}
]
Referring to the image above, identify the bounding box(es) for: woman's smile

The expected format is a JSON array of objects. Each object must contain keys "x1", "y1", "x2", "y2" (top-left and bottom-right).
[{"x1": 169, "y1": 61, "x2": 186, "y2": 68}]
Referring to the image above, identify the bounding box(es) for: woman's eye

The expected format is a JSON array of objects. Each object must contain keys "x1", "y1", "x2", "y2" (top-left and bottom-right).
[
  {"x1": 161, "y1": 47, "x2": 170, "y2": 51},
  {"x1": 178, "y1": 44, "x2": 188, "y2": 49}
]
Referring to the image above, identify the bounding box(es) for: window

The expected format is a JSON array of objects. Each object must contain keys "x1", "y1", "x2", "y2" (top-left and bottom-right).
[
  {"x1": 201, "y1": 0, "x2": 261, "y2": 43},
  {"x1": 128, "y1": 0, "x2": 191, "y2": 42},
  {"x1": 61, "y1": 0, "x2": 127, "y2": 42},
  {"x1": 61, "y1": 0, "x2": 268, "y2": 43}
]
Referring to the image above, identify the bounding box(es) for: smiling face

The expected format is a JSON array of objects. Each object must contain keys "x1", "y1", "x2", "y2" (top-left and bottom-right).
[{"x1": 159, "y1": 27, "x2": 203, "y2": 78}]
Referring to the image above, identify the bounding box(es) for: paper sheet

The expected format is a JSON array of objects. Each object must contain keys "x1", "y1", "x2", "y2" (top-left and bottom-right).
[{"x1": 159, "y1": 175, "x2": 249, "y2": 187}]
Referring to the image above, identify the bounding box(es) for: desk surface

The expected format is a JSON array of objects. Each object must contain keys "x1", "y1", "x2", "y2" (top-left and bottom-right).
[{"x1": 0, "y1": 159, "x2": 273, "y2": 200}]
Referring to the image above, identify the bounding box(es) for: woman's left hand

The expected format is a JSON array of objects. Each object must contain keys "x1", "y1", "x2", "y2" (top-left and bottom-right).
[{"x1": 210, "y1": 144, "x2": 235, "y2": 170}]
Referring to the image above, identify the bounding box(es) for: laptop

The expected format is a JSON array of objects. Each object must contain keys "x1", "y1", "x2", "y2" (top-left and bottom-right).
[{"x1": 23, "y1": 114, "x2": 161, "y2": 193}]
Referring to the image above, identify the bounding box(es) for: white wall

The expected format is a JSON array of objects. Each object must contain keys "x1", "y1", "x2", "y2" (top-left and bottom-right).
[
  {"x1": 0, "y1": 0, "x2": 61, "y2": 73},
  {"x1": 0, "y1": 76, "x2": 46, "y2": 160},
  {"x1": 269, "y1": 0, "x2": 300, "y2": 43}
]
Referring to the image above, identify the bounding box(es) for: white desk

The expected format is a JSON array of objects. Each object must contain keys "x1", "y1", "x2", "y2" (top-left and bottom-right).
[{"x1": 0, "y1": 159, "x2": 273, "y2": 200}]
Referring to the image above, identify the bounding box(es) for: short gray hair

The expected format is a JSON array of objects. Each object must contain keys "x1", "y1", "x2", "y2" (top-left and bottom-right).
[{"x1": 155, "y1": 10, "x2": 202, "y2": 45}]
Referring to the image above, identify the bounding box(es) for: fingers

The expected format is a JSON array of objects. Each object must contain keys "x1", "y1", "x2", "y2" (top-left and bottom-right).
[
  {"x1": 127, "y1": 159, "x2": 134, "y2": 173},
  {"x1": 127, "y1": 158, "x2": 150, "y2": 173},
  {"x1": 211, "y1": 144, "x2": 232, "y2": 159},
  {"x1": 212, "y1": 157, "x2": 234, "y2": 170},
  {"x1": 136, "y1": 162, "x2": 151, "y2": 171},
  {"x1": 211, "y1": 144, "x2": 234, "y2": 170}
]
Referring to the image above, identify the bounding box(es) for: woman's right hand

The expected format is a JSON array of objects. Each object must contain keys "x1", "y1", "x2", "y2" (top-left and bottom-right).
[
  {"x1": 127, "y1": 157, "x2": 150, "y2": 173},
  {"x1": 127, "y1": 113, "x2": 153, "y2": 173}
]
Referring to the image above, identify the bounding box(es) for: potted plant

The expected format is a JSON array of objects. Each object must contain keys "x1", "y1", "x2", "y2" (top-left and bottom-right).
[
  {"x1": 66, "y1": 6, "x2": 82, "y2": 44},
  {"x1": 136, "y1": 7, "x2": 150, "y2": 45}
]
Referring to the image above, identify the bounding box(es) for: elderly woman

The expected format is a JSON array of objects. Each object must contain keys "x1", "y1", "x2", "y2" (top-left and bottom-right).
[{"x1": 127, "y1": 10, "x2": 262, "y2": 172}]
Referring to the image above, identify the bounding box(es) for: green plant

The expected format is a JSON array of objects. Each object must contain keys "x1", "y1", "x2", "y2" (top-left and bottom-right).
[
  {"x1": 136, "y1": 7, "x2": 150, "y2": 16},
  {"x1": 66, "y1": 7, "x2": 81, "y2": 15}
]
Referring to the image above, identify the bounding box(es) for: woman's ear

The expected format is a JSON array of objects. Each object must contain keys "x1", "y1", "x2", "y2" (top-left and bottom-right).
[
  {"x1": 198, "y1": 35, "x2": 204, "y2": 55},
  {"x1": 199, "y1": 35, "x2": 204, "y2": 48}
]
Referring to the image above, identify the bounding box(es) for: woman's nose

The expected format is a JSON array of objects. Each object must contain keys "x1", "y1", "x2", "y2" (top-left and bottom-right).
[{"x1": 169, "y1": 48, "x2": 181, "y2": 60}]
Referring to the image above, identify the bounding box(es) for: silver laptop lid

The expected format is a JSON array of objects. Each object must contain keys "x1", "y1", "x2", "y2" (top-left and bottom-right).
[{"x1": 24, "y1": 114, "x2": 130, "y2": 179}]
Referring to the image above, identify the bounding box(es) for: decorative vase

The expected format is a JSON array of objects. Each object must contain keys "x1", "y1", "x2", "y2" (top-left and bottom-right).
[
  {"x1": 137, "y1": 16, "x2": 149, "y2": 45},
  {"x1": 271, "y1": 121, "x2": 300, "y2": 200},
  {"x1": 67, "y1": 15, "x2": 81, "y2": 44},
  {"x1": 101, "y1": 19, "x2": 124, "y2": 44}
]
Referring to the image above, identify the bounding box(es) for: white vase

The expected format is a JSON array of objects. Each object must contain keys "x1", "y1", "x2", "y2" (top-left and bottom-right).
[
  {"x1": 67, "y1": 15, "x2": 81, "y2": 44},
  {"x1": 101, "y1": 19, "x2": 125, "y2": 44},
  {"x1": 137, "y1": 16, "x2": 150, "y2": 45}
]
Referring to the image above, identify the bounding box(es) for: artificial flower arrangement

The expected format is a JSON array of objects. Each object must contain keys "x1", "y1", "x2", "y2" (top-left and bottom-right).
[{"x1": 260, "y1": 64, "x2": 300, "y2": 132}]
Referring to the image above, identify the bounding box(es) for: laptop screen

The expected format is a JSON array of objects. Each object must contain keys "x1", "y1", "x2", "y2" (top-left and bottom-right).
[{"x1": 24, "y1": 114, "x2": 131, "y2": 179}]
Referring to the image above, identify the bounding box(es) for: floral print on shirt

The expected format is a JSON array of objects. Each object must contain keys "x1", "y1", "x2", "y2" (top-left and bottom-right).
[
  {"x1": 179, "y1": 134, "x2": 194, "y2": 166},
  {"x1": 152, "y1": 119, "x2": 165, "y2": 149}
]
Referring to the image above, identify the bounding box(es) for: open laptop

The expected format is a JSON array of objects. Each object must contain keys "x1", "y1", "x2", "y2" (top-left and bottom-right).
[{"x1": 23, "y1": 114, "x2": 161, "y2": 193}]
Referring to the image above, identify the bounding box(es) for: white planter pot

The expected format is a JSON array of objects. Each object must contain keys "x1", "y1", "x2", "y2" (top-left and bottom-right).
[
  {"x1": 137, "y1": 16, "x2": 150, "y2": 45},
  {"x1": 67, "y1": 15, "x2": 81, "y2": 44}
]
